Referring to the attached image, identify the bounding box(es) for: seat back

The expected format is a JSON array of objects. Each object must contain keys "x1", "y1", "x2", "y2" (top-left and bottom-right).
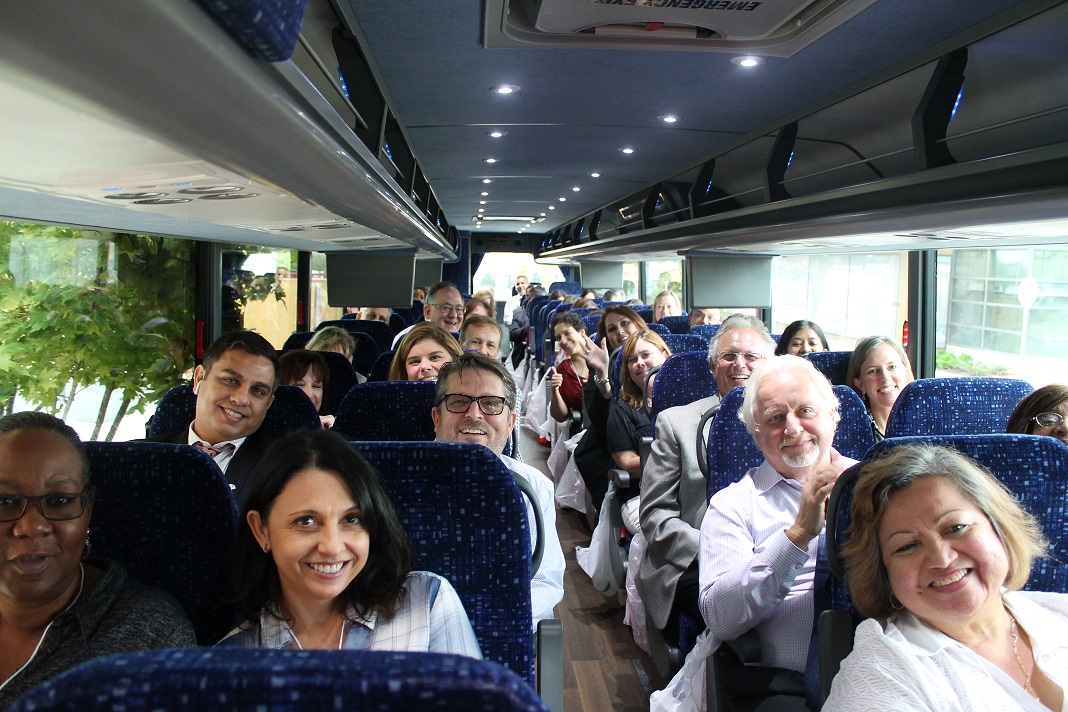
[
  {"x1": 84, "y1": 441, "x2": 239, "y2": 643},
  {"x1": 650, "y1": 352, "x2": 716, "y2": 424},
  {"x1": 354, "y1": 441, "x2": 536, "y2": 685},
  {"x1": 548, "y1": 280, "x2": 580, "y2": 295},
  {"x1": 314, "y1": 350, "x2": 358, "y2": 415},
  {"x1": 662, "y1": 333, "x2": 708, "y2": 354},
  {"x1": 803, "y1": 350, "x2": 853, "y2": 386},
  {"x1": 689, "y1": 323, "x2": 719, "y2": 340},
  {"x1": 148, "y1": 384, "x2": 321, "y2": 440},
  {"x1": 281, "y1": 331, "x2": 313, "y2": 350},
  {"x1": 389, "y1": 312, "x2": 407, "y2": 333},
  {"x1": 347, "y1": 330, "x2": 383, "y2": 377},
  {"x1": 581, "y1": 314, "x2": 602, "y2": 334},
  {"x1": 830, "y1": 385, "x2": 876, "y2": 461},
  {"x1": 635, "y1": 308, "x2": 653, "y2": 323},
  {"x1": 367, "y1": 349, "x2": 396, "y2": 381},
  {"x1": 333, "y1": 381, "x2": 437, "y2": 441},
  {"x1": 657, "y1": 314, "x2": 691, "y2": 334},
  {"x1": 884, "y1": 377, "x2": 1034, "y2": 438},
  {"x1": 10, "y1": 649, "x2": 549, "y2": 712},
  {"x1": 316, "y1": 318, "x2": 394, "y2": 352},
  {"x1": 646, "y1": 321, "x2": 669, "y2": 336}
]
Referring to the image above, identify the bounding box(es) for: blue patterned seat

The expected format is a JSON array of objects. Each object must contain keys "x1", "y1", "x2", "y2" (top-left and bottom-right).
[
  {"x1": 353, "y1": 442, "x2": 553, "y2": 694},
  {"x1": 647, "y1": 321, "x2": 669, "y2": 336},
  {"x1": 581, "y1": 314, "x2": 602, "y2": 334},
  {"x1": 281, "y1": 330, "x2": 313, "y2": 350},
  {"x1": 650, "y1": 352, "x2": 716, "y2": 425},
  {"x1": 548, "y1": 280, "x2": 580, "y2": 295},
  {"x1": 84, "y1": 441, "x2": 239, "y2": 644},
  {"x1": 317, "y1": 318, "x2": 395, "y2": 352},
  {"x1": 657, "y1": 314, "x2": 691, "y2": 334},
  {"x1": 194, "y1": 0, "x2": 307, "y2": 62},
  {"x1": 10, "y1": 648, "x2": 550, "y2": 712},
  {"x1": 635, "y1": 308, "x2": 653, "y2": 323},
  {"x1": 313, "y1": 350, "x2": 358, "y2": 415},
  {"x1": 333, "y1": 381, "x2": 437, "y2": 441},
  {"x1": 689, "y1": 323, "x2": 719, "y2": 340},
  {"x1": 367, "y1": 349, "x2": 395, "y2": 381},
  {"x1": 662, "y1": 333, "x2": 708, "y2": 355},
  {"x1": 883, "y1": 377, "x2": 1034, "y2": 438},
  {"x1": 148, "y1": 384, "x2": 321, "y2": 439},
  {"x1": 803, "y1": 350, "x2": 853, "y2": 386}
]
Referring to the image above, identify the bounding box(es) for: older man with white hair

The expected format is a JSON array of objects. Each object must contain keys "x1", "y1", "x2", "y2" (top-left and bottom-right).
[{"x1": 698, "y1": 355, "x2": 855, "y2": 708}]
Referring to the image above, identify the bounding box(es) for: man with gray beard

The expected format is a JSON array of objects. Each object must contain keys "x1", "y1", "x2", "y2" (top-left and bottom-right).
[{"x1": 698, "y1": 355, "x2": 854, "y2": 704}]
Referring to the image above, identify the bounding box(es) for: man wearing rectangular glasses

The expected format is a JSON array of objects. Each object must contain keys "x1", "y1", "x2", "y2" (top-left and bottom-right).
[
  {"x1": 431, "y1": 353, "x2": 564, "y2": 628},
  {"x1": 391, "y1": 281, "x2": 464, "y2": 349}
]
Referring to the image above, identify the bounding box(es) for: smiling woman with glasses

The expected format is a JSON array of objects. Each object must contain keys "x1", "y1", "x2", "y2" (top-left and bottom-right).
[
  {"x1": 0, "y1": 412, "x2": 195, "y2": 706},
  {"x1": 1007, "y1": 384, "x2": 1068, "y2": 446}
]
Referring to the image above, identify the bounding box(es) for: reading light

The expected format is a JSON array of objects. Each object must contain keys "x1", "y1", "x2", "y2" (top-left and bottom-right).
[
  {"x1": 731, "y1": 56, "x2": 766, "y2": 67},
  {"x1": 572, "y1": 186, "x2": 580, "y2": 192},
  {"x1": 482, "y1": 179, "x2": 492, "y2": 184},
  {"x1": 658, "y1": 115, "x2": 678, "y2": 123},
  {"x1": 620, "y1": 147, "x2": 634, "y2": 154},
  {"x1": 484, "y1": 158, "x2": 497, "y2": 164},
  {"x1": 489, "y1": 130, "x2": 506, "y2": 138},
  {"x1": 493, "y1": 84, "x2": 520, "y2": 94},
  {"x1": 591, "y1": 172, "x2": 601, "y2": 178}
]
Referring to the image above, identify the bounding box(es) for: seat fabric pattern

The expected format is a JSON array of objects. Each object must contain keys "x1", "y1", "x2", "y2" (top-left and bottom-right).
[
  {"x1": 354, "y1": 441, "x2": 536, "y2": 686},
  {"x1": 883, "y1": 377, "x2": 1033, "y2": 438},
  {"x1": 10, "y1": 648, "x2": 549, "y2": 712},
  {"x1": 662, "y1": 333, "x2": 708, "y2": 354},
  {"x1": 688, "y1": 324, "x2": 719, "y2": 340},
  {"x1": 803, "y1": 351, "x2": 852, "y2": 386},
  {"x1": 657, "y1": 315, "x2": 691, "y2": 334},
  {"x1": 548, "y1": 280, "x2": 580, "y2": 295},
  {"x1": 317, "y1": 318, "x2": 395, "y2": 352},
  {"x1": 333, "y1": 381, "x2": 437, "y2": 441},
  {"x1": 84, "y1": 441, "x2": 239, "y2": 644},
  {"x1": 148, "y1": 384, "x2": 321, "y2": 440},
  {"x1": 194, "y1": 0, "x2": 307, "y2": 62},
  {"x1": 367, "y1": 350, "x2": 396, "y2": 382},
  {"x1": 650, "y1": 352, "x2": 716, "y2": 424}
]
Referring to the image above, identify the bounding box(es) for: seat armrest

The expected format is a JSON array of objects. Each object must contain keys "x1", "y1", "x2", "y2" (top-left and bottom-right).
[
  {"x1": 818, "y1": 609, "x2": 858, "y2": 703},
  {"x1": 536, "y1": 618, "x2": 564, "y2": 712},
  {"x1": 639, "y1": 435, "x2": 653, "y2": 472},
  {"x1": 609, "y1": 466, "x2": 631, "y2": 488}
]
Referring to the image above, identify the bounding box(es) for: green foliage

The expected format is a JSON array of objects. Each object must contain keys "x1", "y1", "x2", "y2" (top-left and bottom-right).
[
  {"x1": 935, "y1": 350, "x2": 1011, "y2": 377},
  {"x1": 0, "y1": 222, "x2": 194, "y2": 434}
]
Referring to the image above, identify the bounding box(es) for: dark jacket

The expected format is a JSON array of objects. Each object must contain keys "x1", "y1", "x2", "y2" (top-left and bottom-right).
[{"x1": 146, "y1": 428, "x2": 269, "y2": 509}]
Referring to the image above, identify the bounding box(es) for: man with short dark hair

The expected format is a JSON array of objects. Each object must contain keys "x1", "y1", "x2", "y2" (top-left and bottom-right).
[
  {"x1": 148, "y1": 331, "x2": 278, "y2": 505},
  {"x1": 392, "y1": 281, "x2": 463, "y2": 348},
  {"x1": 431, "y1": 353, "x2": 564, "y2": 627},
  {"x1": 459, "y1": 315, "x2": 503, "y2": 360}
]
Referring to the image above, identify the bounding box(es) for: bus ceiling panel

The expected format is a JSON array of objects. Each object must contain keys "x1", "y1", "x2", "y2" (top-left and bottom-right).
[
  {"x1": 536, "y1": 143, "x2": 1068, "y2": 260},
  {"x1": 0, "y1": 0, "x2": 457, "y2": 260}
]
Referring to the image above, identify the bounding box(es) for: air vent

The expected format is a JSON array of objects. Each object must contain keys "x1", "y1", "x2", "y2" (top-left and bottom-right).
[{"x1": 485, "y1": 0, "x2": 877, "y2": 57}]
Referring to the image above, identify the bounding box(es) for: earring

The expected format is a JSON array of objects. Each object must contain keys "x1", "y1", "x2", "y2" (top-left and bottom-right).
[
  {"x1": 262, "y1": 543, "x2": 269, "y2": 553},
  {"x1": 889, "y1": 592, "x2": 903, "y2": 611},
  {"x1": 82, "y1": 532, "x2": 92, "y2": 561}
]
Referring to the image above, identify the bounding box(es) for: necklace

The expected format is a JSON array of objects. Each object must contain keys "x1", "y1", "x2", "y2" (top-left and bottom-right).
[
  {"x1": 286, "y1": 617, "x2": 346, "y2": 651},
  {"x1": 1010, "y1": 615, "x2": 1036, "y2": 696}
]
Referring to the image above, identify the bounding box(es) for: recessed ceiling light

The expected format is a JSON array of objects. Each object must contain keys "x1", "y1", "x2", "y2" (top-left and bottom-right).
[
  {"x1": 558, "y1": 197, "x2": 567, "y2": 202},
  {"x1": 591, "y1": 172, "x2": 601, "y2": 178},
  {"x1": 484, "y1": 158, "x2": 497, "y2": 164},
  {"x1": 488, "y1": 130, "x2": 506, "y2": 138},
  {"x1": 493, "y1": 84, "x2": 520, "y2": 94},
  {"x1": 658, "y1": 115, "x2": 678, "y2": 123},
  {"x1": 482, "y1": 179, "x2": 492, "y2": 184},
  {"x1": 479, "y1": 200, "x2": 487, "y2": 205},
  {"x1": 478, "y1": 208, "x2": 485, "y2": 213},
  {"x1": 572, "y1": 186, "x2": 580, "y2": 192},
  {"x1": 620, "y1": 147, "x2": 634, "y2": 154},
  {"x1": 731, "y1": 55, "x2": 766, "y2": 67},
  {"x1": 480, "y1": 191, "x2": 489, "y2": 196},
  {"x1": 540, "y1": 212, "x2": 546, "y2": 217},
  {"x1": 548, "y1": 206, "x2": 555, "y2": 210}
]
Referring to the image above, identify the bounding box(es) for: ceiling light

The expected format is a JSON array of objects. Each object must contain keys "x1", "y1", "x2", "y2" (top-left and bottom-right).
[
  {"x1": 488, "y1": 130, "x2": 506, "y2": 138},
  {"x1": 540, "y1": 213, "x2": 546, "y2": 217},
  {"x1": 731, "y1": 55, "x2": 766, "y2": 67},
  {"x1": 591, "y1": 172, "x2": 601, "y2": 178},
  {"x1": 558, "y1": 197, "x2": 567, "y2": 202},
  {"x1": 620, "y1": 147, "x2": 634, "y2": 154},
  {"x1": 482, "y1": 179, "x2": 492, "y2": 184},
  {"x1": 493, "y1": 84, "x2": 520, "y2": 94},
  {"x1": 480, "y1": 191, "x2": 489, "y2": 196},
  {"x1": 658, "y1": 115, "x2": 678, "y2": 123},
  {"x1": 572, "y1": 186, "x2": 580, "y2": 192},
  {"x1": 548, "y1": 205, "x2": 555, "y2": 210},
  {"x1": 478, "y1": 208, "x2": 485, "y2": 213},
  {"x1": 484, "y1": 158, "x2": 497, "y2": 164}
]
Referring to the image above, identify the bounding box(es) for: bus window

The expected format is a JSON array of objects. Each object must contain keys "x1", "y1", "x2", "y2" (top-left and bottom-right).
[
  {"x1": 772, "y1": 252, "x2": 908, "y2": 351},
  {"x1": 938, "y1": 246, "x2": 1068, "y2": 387},
  {"x1": 472, "y1": 253, "x2": 564, "y2": 300},
  {"x1": 310, "y1": 252, "x2": 343, "y2": 329},
  {"x1": 219, "y1": 246, "x2": 298, "y2": 348},
  {"x1": 643, "y1": 259, "x2": 682, "y2": 305},
  {"x1": 622, "y1": 262, "x2": 641, "y2": 301},
  {"x1": 0, "y1": 221, "x2": 194, "y2": 441}
]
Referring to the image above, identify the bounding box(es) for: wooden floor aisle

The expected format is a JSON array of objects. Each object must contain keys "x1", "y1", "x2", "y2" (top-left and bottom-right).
[{"x1": 520, "y1": 430, "x2": 667, "y2": 711}]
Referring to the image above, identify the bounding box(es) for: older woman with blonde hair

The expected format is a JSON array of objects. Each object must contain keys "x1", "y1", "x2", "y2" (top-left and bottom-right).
[
  {"x1": 825, "y1": 444, "x2": 1063, "y2": 711},
  {"x1": 388, "y1": 322, "x2": 462, "y2": 382}
]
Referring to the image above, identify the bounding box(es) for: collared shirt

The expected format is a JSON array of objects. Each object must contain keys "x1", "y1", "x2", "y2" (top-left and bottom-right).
[
  {"x1": 186, "y1": 422, "x2": 246, "y2": 473},
  {"x1": 500, "y1": 454, "x2": 566, "y2": 628},
  {"x1": 217, "y1": 571, "x2": 481, "y2": 658},
  {"x1": 698, "y1": 457, "x2": 854, "y2": 673},
  {"x1": 825, "y1": 591, "x2": 1068, "y2": 711}
]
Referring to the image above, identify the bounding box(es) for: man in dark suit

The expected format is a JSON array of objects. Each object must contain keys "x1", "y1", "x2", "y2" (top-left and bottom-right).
[{"x1": 148, "y1": 331, "x2": 278, "y2": 505}]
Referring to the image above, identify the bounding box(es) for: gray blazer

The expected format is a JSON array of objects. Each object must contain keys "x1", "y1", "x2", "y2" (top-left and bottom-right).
[{"x1": 637, "y1": 394, "x2": 720, "y2": 630}]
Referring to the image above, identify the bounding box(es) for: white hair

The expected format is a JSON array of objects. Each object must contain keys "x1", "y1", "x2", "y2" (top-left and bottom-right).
[
  {"x1": 738, "y1": 355, "x2": 840, "y2": 436},
  {"x1": 707, "y1": 313, "x2": 776, "y2": 362}
]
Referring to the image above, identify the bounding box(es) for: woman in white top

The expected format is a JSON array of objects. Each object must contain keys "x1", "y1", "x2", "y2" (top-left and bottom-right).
[{"x1": 824, "y1": 444, "x2": 1065, "y2": 711}]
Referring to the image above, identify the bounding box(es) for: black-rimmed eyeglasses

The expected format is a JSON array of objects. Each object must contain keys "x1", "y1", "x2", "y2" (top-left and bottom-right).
[
  {"x1": 1033, "y1": 412, "x2": 1066, "y2": 428},
  {"x1": 439, "y1": 394, "x2": 508, "y2": 416},
  {"x1": 0, "y1": 487, "x2": 94, "y2": 522}
]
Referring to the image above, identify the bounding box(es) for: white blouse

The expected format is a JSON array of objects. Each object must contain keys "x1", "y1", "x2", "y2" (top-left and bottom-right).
[{"x1": 824, "y1": 590, "x2": 1068, "y2": 712}]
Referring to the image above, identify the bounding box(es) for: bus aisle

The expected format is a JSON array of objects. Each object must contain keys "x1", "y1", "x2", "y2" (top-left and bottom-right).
[{"x1": 519, "y1": 427, "x2": 665, "y2": 711}]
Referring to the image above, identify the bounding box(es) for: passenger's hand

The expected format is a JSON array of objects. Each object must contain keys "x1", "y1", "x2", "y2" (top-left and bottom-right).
[
  {"x1": 582, "y1": 333, "x2": 610, "y2": 375},
  {"x1": 320, "y1": 415, "x2": 335, "y2": 429},
  {"x1": 550, "y1": 367, "x2": 563, "y2": 390},
  {"x1": 786, "y1": 450, "x2": 844, "y2": 549}
]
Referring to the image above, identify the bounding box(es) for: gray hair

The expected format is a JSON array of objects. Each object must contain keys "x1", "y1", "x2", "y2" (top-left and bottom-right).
[
  {"x1": 602, "y1": 288, "x2": 626, "y2": 302},
  {"x1": 434, "y1": 352, "x2": 518, "y2": 412},
  {"x1": 739, "y1": 355, "x2": 840, "y2": 436},
  {"x1": 708, "y1": 313, "x2": 776, "y2": 363}
]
